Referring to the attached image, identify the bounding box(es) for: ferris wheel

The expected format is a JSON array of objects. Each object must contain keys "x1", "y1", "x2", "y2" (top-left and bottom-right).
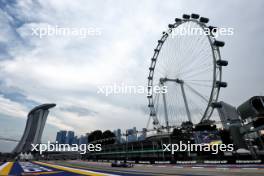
[{"x1": 147, "y1": 14, "x2": 228, "y2": 130}]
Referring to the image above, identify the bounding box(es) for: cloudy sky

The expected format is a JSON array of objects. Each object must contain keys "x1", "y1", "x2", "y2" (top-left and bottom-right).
[{"x1": 0, "y1": 0, "x2": 263, "y2": 152}]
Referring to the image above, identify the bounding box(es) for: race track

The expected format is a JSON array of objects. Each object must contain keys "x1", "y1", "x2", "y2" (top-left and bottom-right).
[{"x1": 1, "y1": 160, "x2": 264, "y2": 176}]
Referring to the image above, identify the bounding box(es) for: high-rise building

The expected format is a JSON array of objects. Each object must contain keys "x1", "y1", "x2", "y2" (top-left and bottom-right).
[
  {"x1": 73, "y1": 136, "x2": 79, "y2": 144},
  {"x1": 66, "y1": 131, "x2": 75, "y2": 145},
  {"x1": 113, "y1": 129, "x2": 122, "y2": 143},
  {"x1": 78, "y1": 135, "x2": 88, "y2": 145},
  {"x1": 56, "y1": 130, "x2": 67, "y2": 144},
  {"x1": 86, "y1": 133, "x2": 90, "y2": 144},
  {"x1": 13, "y1": 104, "x2": 56, "y2": 153},
  {"x1": 127, "y1": 127, "x2": 137, "y2": 142},
  {"x1": 138, "y1": 128, "x2": 147, "y2": 141},
  {"x1": 56, "y1": 131, "x2": 89, "y2": 145},
  {"x1": 55, "y1": 132, "x2": 61, "y2": 143}
]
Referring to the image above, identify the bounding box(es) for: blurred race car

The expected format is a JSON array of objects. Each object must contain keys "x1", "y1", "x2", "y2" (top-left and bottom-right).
[{"x1": 111, "y1": 161, "x2": 134, "y2": 168}]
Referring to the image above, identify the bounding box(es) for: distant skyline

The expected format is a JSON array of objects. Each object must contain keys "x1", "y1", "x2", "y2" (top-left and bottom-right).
[{"x1": 1, "y1": 0, "x2": 264, "y2": 152}]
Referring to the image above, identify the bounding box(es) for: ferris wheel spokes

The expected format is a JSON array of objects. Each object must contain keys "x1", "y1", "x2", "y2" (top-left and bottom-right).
[{"x1": 147, "y1": 13, "x2": 229, "y2": 130}]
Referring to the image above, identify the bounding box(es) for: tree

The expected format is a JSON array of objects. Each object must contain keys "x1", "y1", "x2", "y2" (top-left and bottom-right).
[
  {"x1": 171, "y1": 128, "x2": 183, "y2": 141},
  {"x1": 194, "y1": 120, "x2": 217, "y2": 131},
  {"x1": 181, "y1": 121, "x2": 193, "y2": 130},
  {"x1": 88, "y1": 130, "x2": 103, "y2": 143},
  {"x1": 102, "y1": 130, "x2": 116, "y2": 144}
]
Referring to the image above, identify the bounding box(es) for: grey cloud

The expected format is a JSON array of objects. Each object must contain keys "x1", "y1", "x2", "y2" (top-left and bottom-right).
[{"x1": 60, "y1": 106, "x2": 98, "y2": 117}]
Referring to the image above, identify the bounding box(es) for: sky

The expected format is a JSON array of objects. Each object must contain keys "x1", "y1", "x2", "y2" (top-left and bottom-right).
[{"x1": 0, "y1": 0, "x2": 264, "y2": 152}]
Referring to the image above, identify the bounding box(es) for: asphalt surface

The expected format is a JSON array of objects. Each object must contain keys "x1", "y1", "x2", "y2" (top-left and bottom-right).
[
  {"x1": 52, "y1": 160, "x2": 264, "y2": 176},
  {"x1": 1, "y1": 160, "x2": 264, "y2": 176}
]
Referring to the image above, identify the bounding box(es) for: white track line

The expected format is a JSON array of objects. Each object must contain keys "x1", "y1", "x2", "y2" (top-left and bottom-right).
[{"x1": 0, "y1": 162, "x2": 9, "y2": 171}]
